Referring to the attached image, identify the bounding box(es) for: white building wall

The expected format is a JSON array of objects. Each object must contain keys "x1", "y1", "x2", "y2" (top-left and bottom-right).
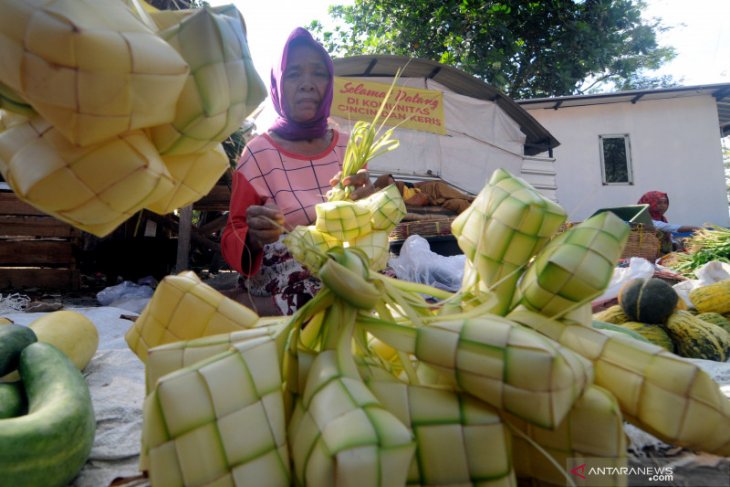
[{"x1": 524, "y1": 96, "x2": 729, "y2": 226}]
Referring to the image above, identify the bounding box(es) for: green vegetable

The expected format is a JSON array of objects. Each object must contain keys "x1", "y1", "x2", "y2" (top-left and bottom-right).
[
  {"x1": 618, "y1": 278, "x2": 678, "y2": 324},
  {"x1": 0, "y1": 324, "x2": 37, "y2": 376},
  {"x1": 665, "y1": 311, "x2": 726, "y2": 362},
  {"x1": 591, "y1": 320, "x2": 651, "y2": 343},
  {"x1": 665, "y1": 226, "x2": 730, "y2": 278},
  {"x1": 0, "y1": 342, "x2": 96, "y2": 487},
  {"x1": 0, "y1": 382, "x2": 25, "y2": 418},
  {"x1": 697, "y1": 312, "x2": 730, "y2": 334},
  {"x1": 593, "y1": 304, "x2": 629, "y2": 324},
  {"x1": 618, "y1": 322, "x2": 674, "y2": 352}
]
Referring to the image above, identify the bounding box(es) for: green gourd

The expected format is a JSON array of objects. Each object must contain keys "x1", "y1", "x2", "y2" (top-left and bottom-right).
[
  {"x1": 0, "y1": 342, "x2": 96, "y2": 487},
  {"x1": 593, "y1": 305, "x2": 629, "y2": 324},
  {"x1": 591, "y1": 320, "x2": 651, "y2": 343},
  {"x1": 617, "y1": 321, "x2": 674, "y2": 352},
  {"x1": 0, "y1": 382, "x2": 25, "y2": 418},
  {"x1": 0, "y1": 324, "x2": 37, "y2": 377},
  {"x1": 665, "y1": 311, "x2": 726, "y2": 362},
  {"x1": 618, "y1": 278, "x2": 678, "y2": 324},
  {"x1": 697, "y1": 312, "x2": 730, "y2": 334}
]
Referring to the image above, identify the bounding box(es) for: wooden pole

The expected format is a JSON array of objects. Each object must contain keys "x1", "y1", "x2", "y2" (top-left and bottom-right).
[{"x1": 176, "y1": 205, "x2": 193, "y2": 273}]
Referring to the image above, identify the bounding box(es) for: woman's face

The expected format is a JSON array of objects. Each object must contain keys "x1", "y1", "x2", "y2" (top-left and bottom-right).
[
  {"x1": 282, "y1": 44, "x2": 330, "y2": 122},
  {"x1": 655, "y1": 196, "x2": 669, "y2": 214}
]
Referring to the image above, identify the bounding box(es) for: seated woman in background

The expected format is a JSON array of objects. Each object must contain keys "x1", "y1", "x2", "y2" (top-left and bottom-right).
[
  {"x1": 373, "y1": 174, "x2": 474, "y2": 214},
  {"x1": 638, "y1": 190, "x2": 701, "y2": 252}
]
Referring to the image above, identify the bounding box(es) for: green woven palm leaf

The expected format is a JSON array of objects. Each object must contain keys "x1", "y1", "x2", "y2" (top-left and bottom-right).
[{"x1": 515, "y1": 211, "x2": 630, "y2": 318}]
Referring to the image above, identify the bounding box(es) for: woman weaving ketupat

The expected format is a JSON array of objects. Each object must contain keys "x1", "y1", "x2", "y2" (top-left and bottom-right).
[{"x1": 220, "y1": 27, "x2": 374, "y2": 316}]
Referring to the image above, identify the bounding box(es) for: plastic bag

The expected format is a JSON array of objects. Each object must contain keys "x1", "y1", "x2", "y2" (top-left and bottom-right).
[
  {"x1": 672, "y1": 260, "x2": 730, "y2": 308},
  {"x1": 0, "y1": 293, "x2": 30, "y2": 313},
  {"x1": 96, "y1": 281, "x2": 154, "y2": 313},
  {"x1": 594, "y1": 257, "x2": 655, "y2": 303},
  {"x1": 672, "y1": 280, "x2": 696, "y2": 308},
  {"x1": 389, "y1": 235, "x2": 465, "y2": 292},
  {"x1": 695, "y1": 260, "x2": 730, "y2": 286}
]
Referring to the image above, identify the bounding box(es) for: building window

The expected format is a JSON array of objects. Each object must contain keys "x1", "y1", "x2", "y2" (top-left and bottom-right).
[{"x1": 599, "y1": 134, "x2": 633, "y2": 184}]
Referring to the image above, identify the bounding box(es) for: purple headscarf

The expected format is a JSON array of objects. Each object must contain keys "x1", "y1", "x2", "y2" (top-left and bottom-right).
[{"x1": 269, "y1": 27, "x2": 334, "y2": 141}]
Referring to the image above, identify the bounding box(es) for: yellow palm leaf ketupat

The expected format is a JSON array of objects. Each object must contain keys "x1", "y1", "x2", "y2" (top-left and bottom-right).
[
  {"x1": 145, "y1": 145, "x2": 230, "y2": 215},
  {"x1": 125, "y1": 271, "x2": 260, "y2": 364},
  {"x1": 0, "y1": 0, "x2": 266, "y2": 236},
  {"x1": 0, "y1": 0, "x2": 190, "y2": 147},
  {"x1": 147, "y1": 4, "x2": 267, "y2": 156},
  {"x1": 0, "y1": 115, "x2": 174, "y2": 237}
]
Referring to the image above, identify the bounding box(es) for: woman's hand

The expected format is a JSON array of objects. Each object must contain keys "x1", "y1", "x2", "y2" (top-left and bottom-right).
[
  {"x1": 246, "y1": 201, "x2": 286, "y2": 251},
  {"x1": 677, "y1": 225, "x2": 702, "y2": 234},
  {"x1": 329, "y1": 169, "x2": 376, "y2": 200}
]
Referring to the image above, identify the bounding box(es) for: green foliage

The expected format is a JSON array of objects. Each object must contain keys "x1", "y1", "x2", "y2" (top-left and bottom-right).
[
  {"x1": 309, "y1": 0, "x2": 678, "y2": 99},
  {"x1": 664, "y1": 227, "x2": 730, "y2": 278},
  {"x1": 221, "y1": 125, "x2": 250, "y2": 168}
]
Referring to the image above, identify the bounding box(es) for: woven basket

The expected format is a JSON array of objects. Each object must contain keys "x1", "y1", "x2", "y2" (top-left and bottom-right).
[
  {"x1": 621, "y1": 225, "x2": 661, "y2": 261},
  {"x1": 390, "y1": 216, "x2": 455, "y2": 241},
  {"x1": 559, "y1": 222, "x2": 661, "y2": 262}
]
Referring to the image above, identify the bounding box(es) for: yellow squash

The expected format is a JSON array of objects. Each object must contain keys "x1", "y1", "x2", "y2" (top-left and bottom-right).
[{"x1": 28, "y1": 310, "x2": 100, "y2": 371}]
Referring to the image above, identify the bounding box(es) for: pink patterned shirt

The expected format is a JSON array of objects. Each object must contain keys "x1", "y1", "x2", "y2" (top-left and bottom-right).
[
  {"x1": 237, "y1": 131, "x2": 348, "y2": 228},
  {"x1": 221, "y1": 129, "x2": 348, "y2": 276}
]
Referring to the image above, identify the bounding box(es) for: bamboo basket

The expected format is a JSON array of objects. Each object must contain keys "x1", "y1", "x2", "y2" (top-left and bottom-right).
[
  {"x1": 559, "y1": 222, "x2": 661, "y2": 262},
  {"x1": 389, "y1": 216, "x2": 455, "y2": 241},
  {"x1": 621, "y1": 224, "x2": 662, "y2": 261}
]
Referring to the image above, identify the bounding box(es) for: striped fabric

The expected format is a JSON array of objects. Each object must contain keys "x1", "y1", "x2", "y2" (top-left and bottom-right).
[{"x1": 237, "y1": 131, "x2": 348, "y2": 228}]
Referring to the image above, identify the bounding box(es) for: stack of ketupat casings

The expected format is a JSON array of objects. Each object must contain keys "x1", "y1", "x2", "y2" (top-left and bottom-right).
[
  {"x1": 129, "y1": 165, "x2": 730, "y2": 487},
  {"x1": 0, "y1": 0, "x2": 266, "y2": 237}
]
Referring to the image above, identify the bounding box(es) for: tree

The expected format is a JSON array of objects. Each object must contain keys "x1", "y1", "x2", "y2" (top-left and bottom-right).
[{"x1": 309, "y1": 0, "x2": 677, "y2": 99}]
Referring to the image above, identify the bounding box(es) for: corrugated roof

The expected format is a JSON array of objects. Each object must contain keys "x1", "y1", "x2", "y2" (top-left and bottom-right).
[
  {"x1": 517, "y1": 83, "x2": 730, "y2": 137},
  {"x1": 332, "y1": 55, "x2": 560, "y2": 156}
]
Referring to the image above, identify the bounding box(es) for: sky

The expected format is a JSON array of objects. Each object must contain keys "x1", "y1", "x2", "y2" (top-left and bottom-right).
[
  {"x1": 215, "y1": 0, "x2": 349, "y2": 84},
  {"x1": 641, "y1": 0, "x2": 730, "y2": 86},
  {"x1": 215, "y1": 0, "x2": 730, "y2": 92}
]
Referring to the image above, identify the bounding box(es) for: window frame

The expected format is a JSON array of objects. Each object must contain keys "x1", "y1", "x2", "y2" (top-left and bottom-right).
[{"x1": 599, "y1": 133, "x2": 634, "y2": 185}]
